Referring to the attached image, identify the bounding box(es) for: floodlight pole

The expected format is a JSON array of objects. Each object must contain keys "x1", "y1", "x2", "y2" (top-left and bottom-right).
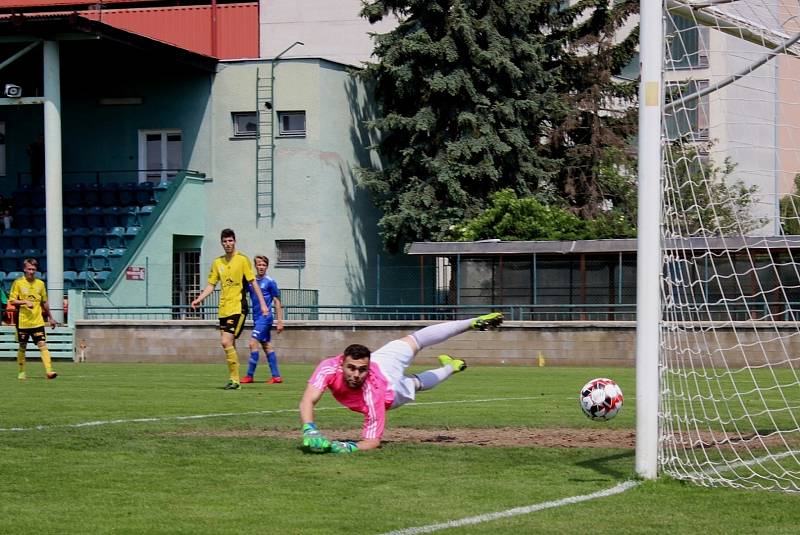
[{"x1": 635, "y1": 0, "x2": 663, "y2": 480}]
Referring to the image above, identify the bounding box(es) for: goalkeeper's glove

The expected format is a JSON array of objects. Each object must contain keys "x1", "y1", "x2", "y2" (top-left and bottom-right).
[
  {"x1": 302, "y1": 422, "x2": 331, "y2": 453},
  {"x1": 330, "y1": 440, "x2": 358, "y2": 454}
]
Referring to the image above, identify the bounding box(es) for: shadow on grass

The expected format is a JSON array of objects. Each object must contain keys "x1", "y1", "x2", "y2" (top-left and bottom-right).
[{"x1": 573, "y1": 450, "x2": 635, "y2": 480}]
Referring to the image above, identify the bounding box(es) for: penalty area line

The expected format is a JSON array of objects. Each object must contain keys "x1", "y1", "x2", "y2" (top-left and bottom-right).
[
  {"x1": 379, "y1": 480, "x2": 641, "y2": 535},
  {"x1": 0, "y1": 396, "x2": 539, "y2": 432}
]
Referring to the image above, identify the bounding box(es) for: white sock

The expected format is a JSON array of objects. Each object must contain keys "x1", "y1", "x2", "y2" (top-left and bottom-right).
[
  {"x1": 414, "y1": 366, "x2": 453, "y2": 391},
  {"x1": 410, "y1": 319, "x2": 472, "y2": 350}
]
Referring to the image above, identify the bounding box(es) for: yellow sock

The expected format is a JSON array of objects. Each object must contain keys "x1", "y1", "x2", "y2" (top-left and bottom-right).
[
  {"x1": 224, "y1": 346, "x2": 239, "y2": 383},
  {"x1": 17, "y1": 348, "x2": 25, "y2": 374},
  {"x1": 40, "y1": 346, "x2": 53, "y2": 373}
]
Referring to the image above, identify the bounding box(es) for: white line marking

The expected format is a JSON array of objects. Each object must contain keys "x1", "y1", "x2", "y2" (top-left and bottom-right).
[
  {"x1": 0, "y1": 396, "x2": 541, "y2": 432},
  {"x1": 379, "y1": 481, "x2": 641, "y2": 535}
]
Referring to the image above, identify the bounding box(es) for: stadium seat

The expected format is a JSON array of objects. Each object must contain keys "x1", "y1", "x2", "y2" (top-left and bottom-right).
[
  {"x1": 32, "y1": 207, "x2": 46, "y2": 228},
  {"x1": 87, "y1": 228, "x2": 106, "y2": 250},
  {"x1": 137, "y1": 205, "x2": 155, "y2": 219},
  {"x1": 103, "y1": 206, "x2": 123, "y2": 228},
  {"x1": 99, "y1": 182, "x2": 120, "y2": 206},
  {"x1": 135, "y1": 182, "x2": 156, "y2": 206},
  {"x1": 18, "y1": 228, "x2": 39, "y2": 250},
  {"x1": 69, "y1": 249, "x2": 92, "y2": 272},
  {"x1": 124, "y1": 226, "x2": 141, "y2": 241},
  {"x1": 65, "y1": 207, "x2": 86, "y2": 228},
  {"x1": 121, "y1": 207, "x2": 139, "y2": 227},
  {"x1": 5, "y1": 271, "x2": 22, "y2": 285},
  {"x1": 83, "y1": 183, "x2": 100, "y2": 205},
  {"x1": 108, "y1": 247, "x2": 125, "y2": 268},
  {"x1": 21, "y1": 248, "x2": 42, "y2": 260},
  {"x1": 107, "y1": 227, "x2": 126, "y2": 249},
  {"x1": 85, "y1": 206, "x2": 104, "y2": 228},
  {"x1": 63, "y1": 270, "x2": 77, "y2": 290},
  {"x1": 14, "y1": 207, "x2": 33, "y2": 228},
  {"x1": 118, "y1": 182, "x2": 137, "y2": 206},
  {"x1": 0, "y1": 228, "x2": 19, "y2": 250},
  {"x1": 89, "y1": 248, "x2": 111, "y2": 271},
  {"x1": 1, "y1": 250, "x2": 21, "y2": 273},
  {"x1": 64, "y1": 182, "x2": 85, "y2": 207},
  {"x1": 66, "y1": 228, "x2": 90, "y2": 249},
  {"x1": 91, "y1": 270, "x2": 110, "y2": 285}
]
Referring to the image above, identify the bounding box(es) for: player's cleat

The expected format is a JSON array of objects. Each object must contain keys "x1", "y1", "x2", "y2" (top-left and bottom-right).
[
  {"x1": 471, "y1": 312, "x2": 503, "y2": 331},
  {"x1": 224, "y1": 381, "x2": 241, "y2": 390},
  {"x1": 438, "y1": 354, "x2": 467, "y2": 373},
  {"x1": 240, "y1": 376, "x2": 254, "y2": 384},
  {"x1": 17, "y1": 371, "x2": 26, "y2": 380},
  {"x1": 46, "y1": 372, "x2": 58, "y2": 380},
  {"x1": 266, "y1": 376, "x2": 283, "y2": 384}
]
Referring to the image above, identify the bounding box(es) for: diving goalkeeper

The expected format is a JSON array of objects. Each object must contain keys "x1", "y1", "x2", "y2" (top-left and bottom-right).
[{"x1": 299, "y1": 312, "x2": 503, "y2": 454}]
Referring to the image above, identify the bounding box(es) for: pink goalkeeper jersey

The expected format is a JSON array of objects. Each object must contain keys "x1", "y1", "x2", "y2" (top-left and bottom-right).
[{"x1": 309, "y1": 355, "x2": 395, "y2": 440}]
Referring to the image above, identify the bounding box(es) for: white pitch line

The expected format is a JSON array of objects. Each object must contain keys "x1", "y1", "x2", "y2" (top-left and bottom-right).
[
  {"x1": 379, "y1": 480, "x2": 641, "y2": 535},
  {"x1": 0, "y1": 396, "x2": 542, "y2": 432}
]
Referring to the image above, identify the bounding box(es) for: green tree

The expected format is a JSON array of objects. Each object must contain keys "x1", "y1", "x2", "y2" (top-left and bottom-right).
[
  {"x1": 447, "y1": 188, "x2": 635, "y2": 241},
  {"x1": 779, "y1": 174, "x2": 800, "y2": 235},
  {"x1": 545, "y1": 0, "x2": 639, "y2": 221},
  {"x1": 664, "y1": 144, "x2": 767, "y2": 237},
  {"x1": 359, "y1": 1, "x2": 640, "y2": 251},
  {"x1": 358, "y1": 0, "x2": 563, "y2": 252}
]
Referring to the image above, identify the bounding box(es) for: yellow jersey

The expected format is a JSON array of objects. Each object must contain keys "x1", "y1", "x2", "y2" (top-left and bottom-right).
[
  {"x1": 207, "y1": 252, "x2": 255, "y2": 317},
  {"x1": 10, "y1": 276, "x2": 48, "y2": 329}
]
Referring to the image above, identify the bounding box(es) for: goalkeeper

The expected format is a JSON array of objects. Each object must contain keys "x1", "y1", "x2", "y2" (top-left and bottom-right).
[{"x1": 299, "y1": 312, "x2": 503, "y2": 454}]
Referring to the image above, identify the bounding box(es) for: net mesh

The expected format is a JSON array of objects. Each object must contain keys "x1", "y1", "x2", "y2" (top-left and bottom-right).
[{"x1": 660, "y1": 0, "x2": 800, "y2": 492}]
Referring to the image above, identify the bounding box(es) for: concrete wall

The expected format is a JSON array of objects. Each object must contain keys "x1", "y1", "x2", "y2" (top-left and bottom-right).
[{"x1": 72, "y1": 320, "x2": 638, "y2": 367}]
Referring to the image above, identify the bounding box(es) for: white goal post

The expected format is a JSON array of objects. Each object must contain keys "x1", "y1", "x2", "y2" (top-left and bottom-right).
[{"x1": 638, "y1": 0, "x2": 800, "y2": 491}]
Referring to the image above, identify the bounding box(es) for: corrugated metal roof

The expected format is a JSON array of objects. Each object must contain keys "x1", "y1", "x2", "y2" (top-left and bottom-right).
[
  {"x1": 0, "y1": 3, "x2": 257, "y2": 59},
  {"x1": 407, "y1": 236, "x2": 800, "y2": 255}
]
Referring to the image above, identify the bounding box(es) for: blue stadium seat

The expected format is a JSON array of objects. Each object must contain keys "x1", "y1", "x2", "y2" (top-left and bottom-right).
[
  {"x1": 107, "y1": 227, "x2": 126, "y2": 249},
  {"x1": 103, "y1": 206, "x2": 123, "y2": 228},
  {"x1": 121, "y1": 207, "x2": 139, "y2": 227},
  {"x1": 21, "y1": 248, "x2": 42, "y2": 260},
  {"x1": 83, "y1": 183, "x2": 100, "y2": 205},
  {"x1": 135, "y1": 182, "x2": 156, "y2": 206},
  {"x1": 5, "y1": 271, "x2": 22, "y2": 285},
  {"x1": 32, "y1": 207, "x2": 46, "y2": 228},
  {"x1": 69, "y1": 249, "x2": 91, "y2": 272},
  {"x1": 118, "y1": 182, "x2": 137, "y2": 206},
  {"x1": 1, "y1": 249, "x2": 21, "y2": 273},
  {"x1": 64, "y1": 182, "x2": 85, "y2": 207},
  {"x1": 63, "y1": 270, "x2": 77, "y2": 290},
  {"x1": 85, "y1": 206, "x2": 104, "y2": 228},
  {"x1": 124, "y1": 226, "x2": 141, "y2": 241},
  {"x1": 18, "y1": 228, "x2": 39, "y2": 250},
  {"x1": 90, "y1": 248, "x2": 111, "y2": 271},
  {"x1": 99, "y1": 182, "x2": 120, "y2": 207},
  {"x1": 14, "y1": 207, "x2": 33, "y2": 228},
  {"x1": 91, "y1": 271, "x2": 110, "y2": 285},
  {"x1": 138, "y1": 205, "x2": 155, "y2": 219},
  {"x1": 66, "y1": 228, "x2": 90, "y2": 249},
  {"x1": 87, "y1": 228, "x2": 106, "y2": 250},
  {"x1": 65, "y1": 206, "x2": 86, "y2": 228},
  {"x1": 0, "y1": 228, "x2": 19, "y2": 250}
]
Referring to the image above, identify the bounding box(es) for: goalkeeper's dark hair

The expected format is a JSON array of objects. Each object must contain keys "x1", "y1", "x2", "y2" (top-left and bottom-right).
[
  {"x1": 344, "y1": 344, "x2": 371, "y2": 360},
  {"x1": 220, "y1": 228, "x2": 236, "y2": 241}
]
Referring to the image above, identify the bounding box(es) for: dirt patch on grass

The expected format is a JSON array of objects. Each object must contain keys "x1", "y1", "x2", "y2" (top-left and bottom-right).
[{"x1": 170, "y1": 427, "x2": 637, "y2": 448}]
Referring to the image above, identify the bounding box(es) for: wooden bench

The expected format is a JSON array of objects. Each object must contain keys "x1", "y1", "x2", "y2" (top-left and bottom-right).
[{"x1": 0, "y1": 326, "x2": 75, "y2": 360}]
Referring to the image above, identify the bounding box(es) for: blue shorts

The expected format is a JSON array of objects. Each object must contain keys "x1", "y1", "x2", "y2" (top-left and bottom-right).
[{"x1": 250, "y1": 317, "x2": 273, "y2": 343}]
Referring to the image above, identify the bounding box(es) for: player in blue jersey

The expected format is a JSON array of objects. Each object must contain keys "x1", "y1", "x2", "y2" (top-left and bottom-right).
[{"x1": 241, "y1": 255, "x2": 284, "y2": 384}]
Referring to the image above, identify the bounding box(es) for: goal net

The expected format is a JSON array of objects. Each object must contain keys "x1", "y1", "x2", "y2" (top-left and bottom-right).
[{"x1": 658, "y1": 0, "x2": 800, "y2": 492}]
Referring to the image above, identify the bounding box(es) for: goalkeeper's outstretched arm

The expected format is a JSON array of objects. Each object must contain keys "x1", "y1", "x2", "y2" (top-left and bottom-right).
[{"x1": 299, "y1": 383, "x2": 381, "y2": 452}]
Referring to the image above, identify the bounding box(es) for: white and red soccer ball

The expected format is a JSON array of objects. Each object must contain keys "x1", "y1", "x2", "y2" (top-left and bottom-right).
[{"x1": 579, "y1": 378, "x2": 623, "y2": 421}]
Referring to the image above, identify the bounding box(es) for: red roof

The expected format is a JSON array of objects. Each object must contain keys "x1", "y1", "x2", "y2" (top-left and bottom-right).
[{"x1": 0, "y1": 2, "x2": 258, "y2": 59}]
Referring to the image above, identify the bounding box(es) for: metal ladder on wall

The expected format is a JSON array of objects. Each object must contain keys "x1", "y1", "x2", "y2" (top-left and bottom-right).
[{"x1": 256, "y1": 66, "x2": 274, "y2": 220}]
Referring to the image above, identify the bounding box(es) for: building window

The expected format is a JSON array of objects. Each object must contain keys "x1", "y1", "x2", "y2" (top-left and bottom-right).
[
  {"x1": 276, "y1": 239, "x2": 306, "y2": 267},
  {"x1": 666, "y1": 15, "x2": 709, "y2": 69},
  {"x1": 278, "y1": 111, "x2": 306, "y2": 137},
  {"x1": 664, "y1": 80, "x2": 709, "y2": 142},
  {"x1": 232, "y1": 112, "x2": 257, "y2": 138}
]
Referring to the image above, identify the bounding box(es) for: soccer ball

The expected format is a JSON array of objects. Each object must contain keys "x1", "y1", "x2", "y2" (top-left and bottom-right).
[{"x1": 579, "y1": 378, "x2": 623, "y2": 421}]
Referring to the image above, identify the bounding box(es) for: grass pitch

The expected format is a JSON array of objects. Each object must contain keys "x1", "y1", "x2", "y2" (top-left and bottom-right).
[{"x1": 1, "y1": 362, "x2": 798, "y2": 534}]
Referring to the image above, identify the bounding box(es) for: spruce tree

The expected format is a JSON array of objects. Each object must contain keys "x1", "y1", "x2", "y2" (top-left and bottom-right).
[{"x1": 359, "y1": 0, "x2": 563, "y2": 252}]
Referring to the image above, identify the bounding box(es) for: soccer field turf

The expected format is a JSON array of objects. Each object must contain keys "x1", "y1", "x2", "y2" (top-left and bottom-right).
[{"x1": 1, "y1": 362, "x2": 799, "y2": 534}]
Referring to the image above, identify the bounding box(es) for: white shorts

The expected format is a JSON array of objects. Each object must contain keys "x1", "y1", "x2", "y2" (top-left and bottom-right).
[{"x1": 371, "y1": 339, "x2": 417, "y2": 408}]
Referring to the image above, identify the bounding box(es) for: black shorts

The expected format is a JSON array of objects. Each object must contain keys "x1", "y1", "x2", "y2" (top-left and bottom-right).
[
  {"x1": 219, "y1": 314, "x2": 246, "y2": 339},
  {"x1": 17, "y1": 327, "x2": 46, "y2": 346}
]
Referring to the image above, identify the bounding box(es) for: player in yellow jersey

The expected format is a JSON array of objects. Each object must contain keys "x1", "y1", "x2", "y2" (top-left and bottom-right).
[
  {"x1": 191, "y1": 229, "x2": 268, "y2": 389},
  {"x1": 10, "y1": 258, "x2": 58, "y2": 380}
]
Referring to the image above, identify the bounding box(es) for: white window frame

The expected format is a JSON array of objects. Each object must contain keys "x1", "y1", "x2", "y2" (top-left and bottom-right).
[
  {"x1": 232, "y1": 112, "x2": 257, "y2": 138},
  {"x1": 138, "y1": 129, "x2": 182, "y2": 183},
  {"x1": 277, "y1": 111, "x2": 306, "y2": 137}
]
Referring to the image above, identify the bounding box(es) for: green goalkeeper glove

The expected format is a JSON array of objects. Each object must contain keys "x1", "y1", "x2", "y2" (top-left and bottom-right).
[
  {"x1": 330, "y1": 440, "x2": 358, "y2": 454},
  {"x1": 302, "y1": 422, "x2": 330, "y2": 453}
]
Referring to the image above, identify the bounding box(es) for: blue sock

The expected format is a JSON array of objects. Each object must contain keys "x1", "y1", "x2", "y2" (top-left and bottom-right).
[
  {"x1": 267, "y1": 351, "x2": 281, "y2": 377},
  {"x1": 246, "y1": 351, "x2": 259, "y2": 377}
]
